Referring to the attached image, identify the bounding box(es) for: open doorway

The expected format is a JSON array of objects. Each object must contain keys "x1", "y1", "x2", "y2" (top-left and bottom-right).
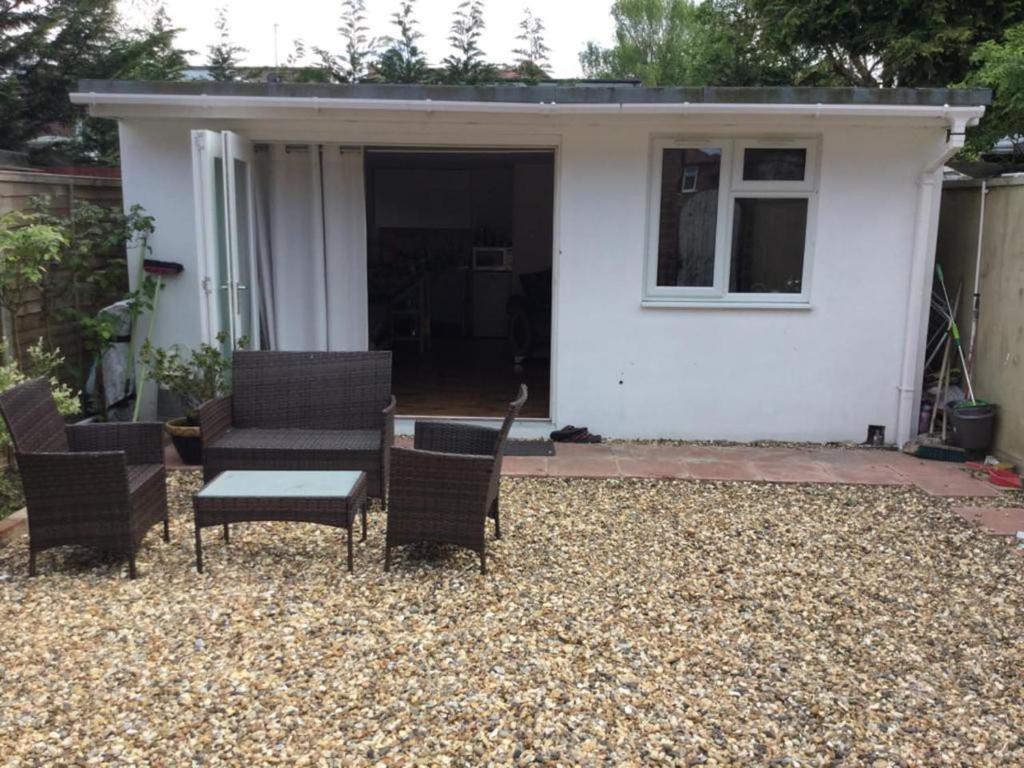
[{"x1": 365, "y1": 149, "x2": 554, "y2": 418}]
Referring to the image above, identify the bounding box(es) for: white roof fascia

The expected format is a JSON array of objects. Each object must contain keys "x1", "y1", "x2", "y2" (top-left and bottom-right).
[{"x1": 69, "y1": 91, "x2": 985, "y2": 125}]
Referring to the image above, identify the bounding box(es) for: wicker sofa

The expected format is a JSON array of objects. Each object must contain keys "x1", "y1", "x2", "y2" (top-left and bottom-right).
[
  {"x1": 199, "y1": 351, "x2": 395, "y2": 498},
  {"x1": 386, "y1": 384, "x2": 527, "y2": 574},
  {"x1": 0, "y1": 378, "x2": 169, "y2": 579}
]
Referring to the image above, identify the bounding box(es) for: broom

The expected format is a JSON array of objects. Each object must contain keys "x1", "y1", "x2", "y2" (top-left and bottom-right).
[
  {"x1": 904, "y1": 269, "x2": 969, "y2": 462},
  {"x1": 131, "y1": 259, "x2": 184, "y2": 422}
]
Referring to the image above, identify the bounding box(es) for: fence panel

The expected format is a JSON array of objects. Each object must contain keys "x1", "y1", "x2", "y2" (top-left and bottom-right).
[{"x1": 0, "y1": 169, "x2": 125, "y2": 376}]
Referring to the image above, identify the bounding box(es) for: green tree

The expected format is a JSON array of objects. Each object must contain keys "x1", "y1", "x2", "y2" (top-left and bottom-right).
[
  {"x1": 206, "y1": 6, "x2": 247, "y2": 82},
  {"x1": 73, "y1": 6, "x2": 190, "y2": 163},
  {"x1": 581, "y1": 0, "x2": 803, "y2": 86},
  {"x1": 747, "y1": 0, "x2": 1024, "y2": 87},
  {"x1": 963, "y1": 22, "x2": 1024, "y2": 160},
  {"x1": 580, "y1": 0, "x2": 692, "y2": 84},
  {"x1": 284, "y1": 39, "x2": 333, "y2": 83},
  {"x1": 0, "y1": 1, "x2": 189, "y2": 160},
  {"x1": 1, "y1": 0, "x2": 120, "y2": 150},
  {"x1": 315, "y1": 0, "x2": 378, "y2": 83},
  {"x1": 443, "y1": 0, "x2": 495, "y2": 84},
  {"x1": 513, "y1": 8, "x2": 550, "y2": 79},
  {"x1": 377, "y1": 1, "x2": 430, "y2": 83}
]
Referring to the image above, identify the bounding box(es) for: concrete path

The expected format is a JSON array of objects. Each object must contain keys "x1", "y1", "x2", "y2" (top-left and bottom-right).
[
  {"x1": 164, "y1": 439, "x2": 1003, "y2": 497},
  {"x1": 503, "y1": 442, "x2": 1003, "y2": 497}
]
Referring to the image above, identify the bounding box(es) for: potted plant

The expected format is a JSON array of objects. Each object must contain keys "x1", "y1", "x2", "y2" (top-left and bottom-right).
[{"x1": 139, "y1": 333, "x2": 237, "y2": 465}]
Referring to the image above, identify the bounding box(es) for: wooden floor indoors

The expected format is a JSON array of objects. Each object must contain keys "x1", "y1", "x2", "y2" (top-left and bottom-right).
[{"x1": 391, "y1": 338, "x2": 549, "y2": 418}]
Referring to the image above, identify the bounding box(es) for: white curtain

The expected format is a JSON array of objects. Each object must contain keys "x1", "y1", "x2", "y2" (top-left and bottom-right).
[
  {"x1": 322, "y1": 146, "x2": 369, "y2": 350},
  {"x1": 252, "y1": 143, "x2": 368, "y2": 352},
  {"x1": 252, "y1": 147, "x2": 276, "y2": 349}
]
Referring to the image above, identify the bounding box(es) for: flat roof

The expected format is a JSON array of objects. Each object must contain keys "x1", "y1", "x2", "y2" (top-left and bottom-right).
[{"x1": 76, "y1": 80, "x2": 992, "y2": 107}]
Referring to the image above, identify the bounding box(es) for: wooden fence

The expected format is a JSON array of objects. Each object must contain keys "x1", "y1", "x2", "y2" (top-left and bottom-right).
[
  {"x1": 937, "y1": 178, "x2": 1024, "y2": 466},
  {"x1": 0, "y1": 168, "x2": 124, "y2": 377}
]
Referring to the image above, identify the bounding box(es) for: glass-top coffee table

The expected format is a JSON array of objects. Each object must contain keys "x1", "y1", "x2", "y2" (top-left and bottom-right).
[{"x1": 193, "y1": 470, "x2": 368, "y2": 573}]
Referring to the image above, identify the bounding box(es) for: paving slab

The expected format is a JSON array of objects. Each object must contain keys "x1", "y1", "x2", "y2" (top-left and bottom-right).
[
  {"x1": 684, "y1": 460, "x2": 762, "y2": 481},
  {"x1": 546, "y1": 456, "x2": 620, "y2": 478},
  {"x1": 0, "y1": 509, "x2": 26, "y2": 543},
  {"x1": 751, "y1": 461, "x2": 839, "y2": 484},
  {"x1": 152, "y1": 440, "x2": 1013, "y2": 497},
  {"x1": 502, "y1": 456, "x2": 549, "y2": 477},
  {"x1": 825, "y1": 463, "x2": 908, "y2": 485},
  {"x1": 953, "y1": 506, "x2": 1024, "y2": 536},
  {"x1": 614, "y1": 457, "x2": 691, "y2": 479}
]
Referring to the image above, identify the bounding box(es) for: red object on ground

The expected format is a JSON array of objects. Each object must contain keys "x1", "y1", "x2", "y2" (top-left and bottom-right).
[
  {"x1": 989, "y1": 470, "x2": 1023, "y2": 489},
  {"x1": 965, "y1": 462, "x2": 1023, "y2": 489}
]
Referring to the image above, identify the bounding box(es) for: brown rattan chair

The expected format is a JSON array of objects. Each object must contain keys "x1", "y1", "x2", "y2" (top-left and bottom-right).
[
  {"x1": 385, "y1": 384, "x2": 527, "y2": 574},
  {"x1": 0, "y1": 378, "x2": 169, "y2": 579},
  {"x1": 199, "y1": 351, "x2": 395, "y2": 498}
]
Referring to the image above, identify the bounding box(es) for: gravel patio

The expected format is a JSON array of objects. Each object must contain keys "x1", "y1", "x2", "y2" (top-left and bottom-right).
[{"x1": 0, "y1": 471, "x2": 1022, "y2": 766}]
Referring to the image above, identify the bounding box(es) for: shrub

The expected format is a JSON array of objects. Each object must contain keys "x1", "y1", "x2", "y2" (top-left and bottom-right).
[{"x1": 0, "y1": 340, "x2": 80, "y2": 449}]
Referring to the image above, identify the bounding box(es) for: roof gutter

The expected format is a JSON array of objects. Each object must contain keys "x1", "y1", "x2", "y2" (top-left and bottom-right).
[
  {"x1": 69, "y1": 91, "x2": 986, "y2": 122},
  {"x1": 894, "y1": 110, "x2": 983, "y2": 447}
]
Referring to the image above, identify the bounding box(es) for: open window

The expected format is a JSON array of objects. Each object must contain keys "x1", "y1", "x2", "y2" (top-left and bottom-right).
[{"x1": 645, "y1": 137, "x2": 818, "y2": 306}]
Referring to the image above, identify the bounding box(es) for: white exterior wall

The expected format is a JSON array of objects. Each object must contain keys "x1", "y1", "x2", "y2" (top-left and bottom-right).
[
  {"x1": 116, "y1": 111, "x2": 947, "y2": 439},
  {"x1": 119, "y1": 121, "x2": 204, "y2": 352}
]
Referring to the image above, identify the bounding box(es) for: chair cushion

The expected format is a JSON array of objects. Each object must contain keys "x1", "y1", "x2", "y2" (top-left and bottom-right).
[
  {"x1": 204, "y1": 428, "x2": 385, "y2": 496},
  {"x1": 208, "y1": 428, "x2": 381, "y2": 454}
]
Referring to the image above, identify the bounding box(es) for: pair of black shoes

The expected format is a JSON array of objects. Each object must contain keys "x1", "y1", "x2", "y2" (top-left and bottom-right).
[{"x1": 549, "y1": 425, "x2": 602, "y2": 443}]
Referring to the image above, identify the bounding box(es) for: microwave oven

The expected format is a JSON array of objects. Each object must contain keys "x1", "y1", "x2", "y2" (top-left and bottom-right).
[{"x1": 472, "y1": 246, "x2": 513, "y2": 271}]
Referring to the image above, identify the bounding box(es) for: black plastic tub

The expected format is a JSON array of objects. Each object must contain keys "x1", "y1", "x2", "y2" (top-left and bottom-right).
[{"x1": 950, "y1": 403, "x2": 996, "y2": 454}]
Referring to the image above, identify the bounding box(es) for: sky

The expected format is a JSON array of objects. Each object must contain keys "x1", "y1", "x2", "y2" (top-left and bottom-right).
[{"x1": 119, "y1": 0, "x2": 617, "y2": 79}]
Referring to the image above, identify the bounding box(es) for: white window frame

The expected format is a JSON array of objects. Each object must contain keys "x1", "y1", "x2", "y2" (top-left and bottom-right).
[
  {"x1": 733, "y1": 139, "x2": 818, "y2": 192},
  {"x1": 643, "y1": 136, "x2": 820, "y2": 308},
  {"x1": 644, "y1": 138, "x2": 733, "y2": 301}
]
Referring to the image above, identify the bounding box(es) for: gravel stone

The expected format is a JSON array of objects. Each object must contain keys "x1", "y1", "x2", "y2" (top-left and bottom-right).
[{"x1": 0, "y1": 472, "x2": 1022, "y2": 766}]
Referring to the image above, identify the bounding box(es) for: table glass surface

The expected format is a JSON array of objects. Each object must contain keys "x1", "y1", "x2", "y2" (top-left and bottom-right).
[{"x1": 197, "y1": 470, "x2": 363, "y2": 499}]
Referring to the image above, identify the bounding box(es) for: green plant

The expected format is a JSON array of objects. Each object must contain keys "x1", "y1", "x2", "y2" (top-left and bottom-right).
[
  {"x1": 0, "y1": 211, "x2": 67, "y2": 366},
  {"x1": 0, "y1": 339, "x2": 80, "y2": 449},
  {"x1": 443, "y1": 0, "x2": 496, "y2": 84},
  {"x1": 377, "y1": 1, "x2": 429, "y2": 84},
  {"x1": 962, "y1": 22, "x2": 1024, "y2": 161},
  {"x1": 28, "y1": 200, "x2": 158, "y2": 417},
  {"x1": 139, "y1": 333, "x2": 246, "y2": 424},
  {"x1": 31, "y1": 199, "x2": 144, "y2": 301},
  {"x1": 206, "y1": 6, "x2": 247, "y2": 82},
  {"x1": 0, "y1": 467, "x2": 25, "y2": 521}
]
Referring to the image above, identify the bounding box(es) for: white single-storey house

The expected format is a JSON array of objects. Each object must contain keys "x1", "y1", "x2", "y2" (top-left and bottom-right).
[{"x1": 71, "y1": 80, "x2": 989, "y2": 444}]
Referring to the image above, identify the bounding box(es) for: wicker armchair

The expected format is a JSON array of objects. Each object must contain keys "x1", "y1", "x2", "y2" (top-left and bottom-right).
[
  {"x1": 0, "y1": 378, "x2": 168, "y2": 579},
  {"x1": 199, "y1": 351, "x2": 395, "y2": 498},
  {"x1": 386, "y1": 384, "x2": 527, "y2": 574}
]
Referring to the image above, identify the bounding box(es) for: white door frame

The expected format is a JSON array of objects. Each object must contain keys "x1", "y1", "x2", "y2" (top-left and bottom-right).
[{"x1": 191, "y1": 129, "x2": 261, "y2": 351}]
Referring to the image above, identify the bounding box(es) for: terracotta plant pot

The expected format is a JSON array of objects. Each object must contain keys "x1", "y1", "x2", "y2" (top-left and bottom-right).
[{"x1": 165, "y1": 417, "x2": 203, "y2": 465}]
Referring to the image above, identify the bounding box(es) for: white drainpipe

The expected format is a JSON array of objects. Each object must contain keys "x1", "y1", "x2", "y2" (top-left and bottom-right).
[{"x1": 894, "y1": 112, "x2": 981, "y2": 446}]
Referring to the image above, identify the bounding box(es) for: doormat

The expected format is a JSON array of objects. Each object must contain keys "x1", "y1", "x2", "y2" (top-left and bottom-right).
[{"x1": 505, "y1": 440, "x2": 556, "y2": 457}]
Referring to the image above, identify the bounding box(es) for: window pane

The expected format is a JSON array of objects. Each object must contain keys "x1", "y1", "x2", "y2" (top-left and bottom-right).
[
  {"x1": 656, "y1": 148, "x2": 721, "y2": 287},
  {"x1": 729, "y1": 198, "x2": 808, "y2": 294},
  {"x1": 742, "y1": 148, "x2": 806, "y2": 181},
  {"x1": 233, "y1": 158, "x2": 253, "y2": 345},
  {"x1": 213, "y1": 157, "x2": 232, "y2": 355}
]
